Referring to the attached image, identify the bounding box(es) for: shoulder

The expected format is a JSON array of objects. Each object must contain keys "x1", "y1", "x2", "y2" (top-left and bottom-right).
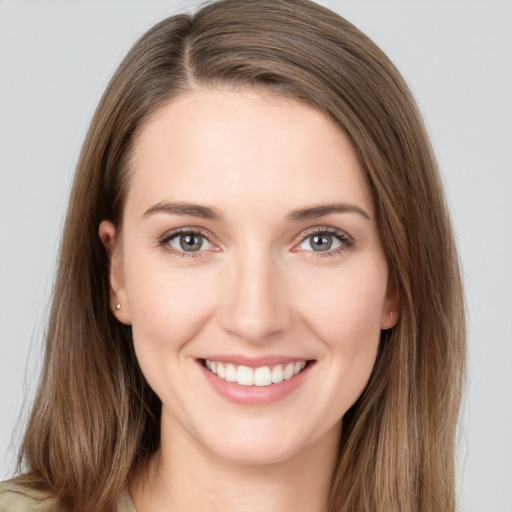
[
  {"x1": 0, "y1": 477, "x2": 137, "y2": 512},
  {"x1": 0, "y1": 476, "x2": 60, "y2": 512}
]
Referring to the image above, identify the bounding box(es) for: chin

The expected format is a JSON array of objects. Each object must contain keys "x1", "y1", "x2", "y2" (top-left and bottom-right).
[
  {"x1": 199, "y1": 422, "x2": 315, "y2": 467},
  {"x1": 211, "y1": 442, "x2": 298, "y2": 466}
]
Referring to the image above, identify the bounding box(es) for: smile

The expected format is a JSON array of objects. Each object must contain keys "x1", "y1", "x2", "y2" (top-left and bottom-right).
[
  {"x1": 203, "y1": 359, "x2": 307, "y2": 387},
  {"x1": 199, "y1": 356, "x2": 315, "y2": 406}
]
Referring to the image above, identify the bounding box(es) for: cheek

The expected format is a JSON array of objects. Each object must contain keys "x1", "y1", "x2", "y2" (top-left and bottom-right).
[
  {"x1": 295, "y1": 260, "x2": 387, "y2": 342},
  {"x1": 124, "y1": 258, "x2": 217, "y2": 364},
  {"x1": 293, "y1": 261, "x2": 387, "y2": 397}
]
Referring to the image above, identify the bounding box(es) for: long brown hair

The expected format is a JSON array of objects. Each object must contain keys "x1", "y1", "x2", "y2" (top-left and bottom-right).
[{"x1": 19, "y1": 1, "x2": 465, "y2": 510}]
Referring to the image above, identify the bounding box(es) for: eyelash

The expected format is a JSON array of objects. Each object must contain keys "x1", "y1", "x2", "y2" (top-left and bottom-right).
[{"x1": 158, "y1": 226, "x2": 353, "y2": 259}]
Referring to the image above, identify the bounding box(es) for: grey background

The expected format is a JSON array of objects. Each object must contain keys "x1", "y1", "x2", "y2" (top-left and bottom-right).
[{"x1": 1, "y1": 1, "x2": 511, "y2": 510}]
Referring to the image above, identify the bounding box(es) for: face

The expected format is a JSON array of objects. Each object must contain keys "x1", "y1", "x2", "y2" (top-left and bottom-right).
[{"x1": 100, "y1": 89, "x2": 397, "y2": 465}]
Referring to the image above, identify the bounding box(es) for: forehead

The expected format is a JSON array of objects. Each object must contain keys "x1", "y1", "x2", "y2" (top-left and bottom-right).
[{"x1": 125, "y1": 88, "x2": 373, "y2": 219}]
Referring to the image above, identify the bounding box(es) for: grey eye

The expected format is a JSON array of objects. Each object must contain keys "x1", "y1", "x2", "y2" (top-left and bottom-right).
[
  {"x1": 169, "y1": 233, "x2": 213, "y2": 252},
  {"x1": 299, "y1": 233, "x2": 342, "y2": 252}
]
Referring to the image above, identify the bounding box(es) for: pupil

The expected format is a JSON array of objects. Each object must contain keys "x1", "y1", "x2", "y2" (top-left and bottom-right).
[
  {"x1": 180, "y1": 234, "x2": 202, "y2": 251},
  {"x1": 312, "y1": 234, "x2": 332, "y2": 251}
]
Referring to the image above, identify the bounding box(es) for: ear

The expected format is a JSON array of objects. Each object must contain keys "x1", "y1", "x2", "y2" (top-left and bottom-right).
[
  {"x1": 99, "y1": 220, "x2": 132, "y2": 325},
  {"x1": 380, "y1": 274, "x2": 399, "y2": 330}
]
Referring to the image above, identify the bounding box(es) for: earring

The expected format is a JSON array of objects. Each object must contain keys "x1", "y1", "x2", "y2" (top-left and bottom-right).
[{"x1": 115, "y1": 304, "x2": 121, "y2": 311}]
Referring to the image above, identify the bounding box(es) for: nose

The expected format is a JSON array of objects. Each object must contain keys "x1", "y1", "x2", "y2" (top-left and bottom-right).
[{"x1": 220, "y1": 248, "x2": 291, "y2": 344}]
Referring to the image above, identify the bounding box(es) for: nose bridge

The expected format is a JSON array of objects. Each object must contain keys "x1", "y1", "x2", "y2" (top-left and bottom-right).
[{"x1": 221, "y1": 243, "x2": 289, "y2": 343}]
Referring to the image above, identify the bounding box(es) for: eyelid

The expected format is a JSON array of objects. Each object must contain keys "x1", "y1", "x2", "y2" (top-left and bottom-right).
[
  {"x1": 295, "y1": 226, "x2": 354, "y2": 245},
  {"x1": 297, "y1": 225, "x2": 352, "y2": 240},
  {"x1": 159, "y1": 226, "x2": 213, "y2": 242}
]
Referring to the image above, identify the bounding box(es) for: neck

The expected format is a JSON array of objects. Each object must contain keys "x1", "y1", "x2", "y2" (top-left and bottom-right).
[{"x1": 130, "y1": 415, "x2": 340, "y2": 512}]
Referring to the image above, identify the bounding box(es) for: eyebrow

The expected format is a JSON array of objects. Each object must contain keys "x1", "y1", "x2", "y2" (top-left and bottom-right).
[
  {"x1": 286, "y1": 203, "x2": 371, "y2": 222},
  {"x1": 143, "y1": 201, "x2": 370, "y2": 222},
  {"x1": 144, "y1": 201, "x2": 223, "y2": 221}
]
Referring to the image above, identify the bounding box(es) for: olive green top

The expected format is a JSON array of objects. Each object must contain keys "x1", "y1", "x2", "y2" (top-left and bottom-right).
[{"x1": 0, "y1": 478, "x2": 137, "y2": 512}]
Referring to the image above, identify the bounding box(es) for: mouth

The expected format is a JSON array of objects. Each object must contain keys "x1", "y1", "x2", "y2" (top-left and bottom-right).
[{"x1": 200, "y1": 358, "x2": 313, "y2": 387}]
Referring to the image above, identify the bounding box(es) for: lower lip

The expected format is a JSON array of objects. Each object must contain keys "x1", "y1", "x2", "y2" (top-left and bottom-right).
[{"x1": 198, "y1": 360, "x2": 314, "y2": 406}]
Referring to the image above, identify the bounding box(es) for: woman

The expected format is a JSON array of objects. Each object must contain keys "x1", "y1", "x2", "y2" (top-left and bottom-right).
[{"x1": 0, "y1": 0, "x2": 465, "y2": 511}]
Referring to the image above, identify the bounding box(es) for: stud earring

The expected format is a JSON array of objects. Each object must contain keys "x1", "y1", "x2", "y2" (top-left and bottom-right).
[{"x1": 115, "y1": 304, "x2": 121, "y2": 311}]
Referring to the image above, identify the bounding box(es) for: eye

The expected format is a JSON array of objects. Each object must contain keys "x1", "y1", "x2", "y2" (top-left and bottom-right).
[
  {"x1": 160, "y1": 229, "x2": 214, "y2": 257},
  {"x1": 168, "y1": 232, "x2": 212, "y2": 252},
  {"x1": 296, "y1": 228, "x2": 352, "y2": 256}
]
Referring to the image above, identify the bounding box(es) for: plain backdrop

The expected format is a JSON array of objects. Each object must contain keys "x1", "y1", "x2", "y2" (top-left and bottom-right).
[{"x1": 1, "y1": 1, "x2": 511, "y2": 511}]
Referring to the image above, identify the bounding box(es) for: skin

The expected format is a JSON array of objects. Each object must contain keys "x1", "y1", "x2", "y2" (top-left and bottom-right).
[{"x1": 100, "y1": 89, "x2": 398, "y2": 512}]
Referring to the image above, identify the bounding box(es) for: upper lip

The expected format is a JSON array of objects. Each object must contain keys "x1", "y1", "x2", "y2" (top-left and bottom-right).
[{"x1": 199, "y1": 354, "x2": 313, "y2": 368}]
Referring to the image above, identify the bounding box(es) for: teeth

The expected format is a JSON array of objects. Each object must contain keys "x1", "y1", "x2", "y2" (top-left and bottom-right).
[
  {"x1": 237, "y1": 365, "x2": 254, "y2": 386},
  {"x1": 225, "y1": 363, "x2": 237, "y2": 382},
  {"x1": 283, "y1": 363, "x2": 294, "y2": 380},
  {"x1": 271, "y1": 364, "x2": 284, "y2": 384},
  {"x1": 204, "y1": 359, "x2": 307, "y2": 387},
  {"x1": 254, "y1": 367, "x2": 272, "y2": 386}
]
